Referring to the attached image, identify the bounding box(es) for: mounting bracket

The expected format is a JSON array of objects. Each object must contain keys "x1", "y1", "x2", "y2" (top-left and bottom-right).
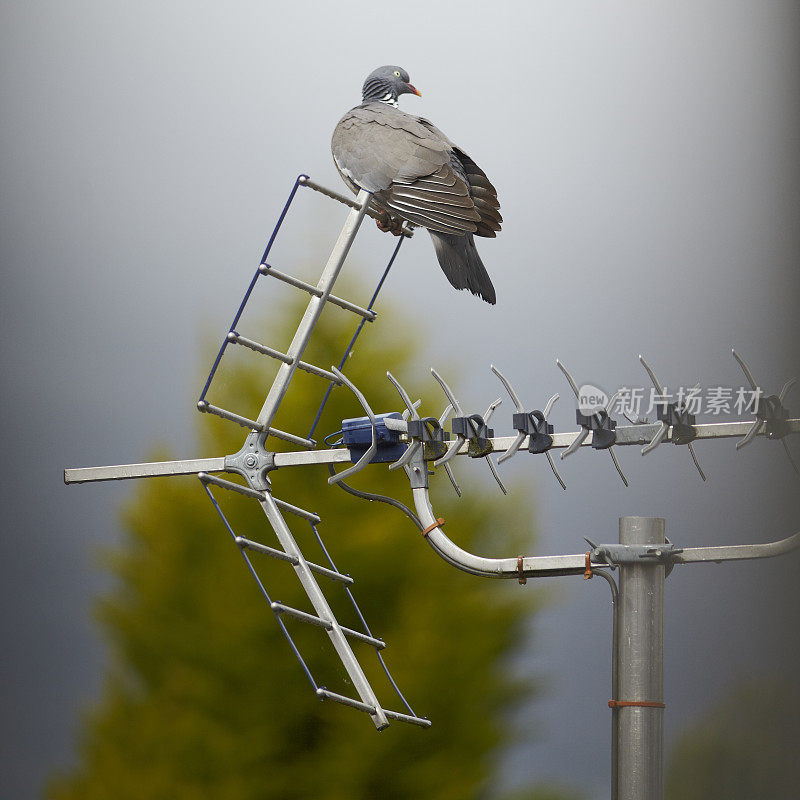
[
  {"x1": 588, "y1": 542, "x2": 685, "y2": 567},
  {"x1": 224, "y1": 430, "x2": 276, "y2": 491}
]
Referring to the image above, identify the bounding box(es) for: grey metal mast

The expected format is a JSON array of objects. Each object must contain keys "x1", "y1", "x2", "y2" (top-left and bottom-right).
[{"x1": 616, "y1": 517, "x2": 665, "y2": 800}]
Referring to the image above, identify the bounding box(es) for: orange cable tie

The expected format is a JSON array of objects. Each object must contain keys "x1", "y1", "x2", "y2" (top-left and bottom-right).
[
  {"x1": 584, "y1": 550, "x2": 593, "y2": 580},
  {"x1": 517, "y1": 555, "x2": 527, "y2": 585},
  {"x1": 421, "y1": 517, "x2": 446, "y2": 538},
  {"x1": 608, "y1": 699, "x2": 666, "y2": 709}
]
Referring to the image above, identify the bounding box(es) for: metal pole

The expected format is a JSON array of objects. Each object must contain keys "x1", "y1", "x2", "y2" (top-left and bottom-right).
[
  {"x1": 616, "y1": 516, "x2": 665, "y2": 800},
  {"x1": 589, "y1": 568, "x2": 620, "y2": 799}
]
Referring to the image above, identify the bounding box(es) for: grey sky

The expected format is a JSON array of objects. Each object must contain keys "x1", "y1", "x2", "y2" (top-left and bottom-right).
[{"x1": 2, "y1": 1, "x2": 798, "y2": 797}]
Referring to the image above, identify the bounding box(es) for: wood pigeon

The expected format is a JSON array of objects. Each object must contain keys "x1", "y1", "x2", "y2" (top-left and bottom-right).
[{"x1": 332, "y1": 66, "x2": 502, "y2": 304}]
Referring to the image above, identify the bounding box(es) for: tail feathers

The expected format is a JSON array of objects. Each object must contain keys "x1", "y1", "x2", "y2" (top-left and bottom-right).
[{"x1": 429, "y1": 231, "x2": 496, "y2": 305}]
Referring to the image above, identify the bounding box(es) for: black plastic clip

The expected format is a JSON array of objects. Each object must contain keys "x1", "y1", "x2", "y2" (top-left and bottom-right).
[
  {"x1": 576, "y1": 409, "x2": 616, "y2": 450},
  {"x1": 451, "y1": 414, "x2": 494, "y2": 458},
  {"x1": 755, "y1": 394, "x2": 791, "y2": 440},
  {"x1": 657, "y1": 402, "x2": 697, "y2": 445},
  {"x1": 407, "y1": 416, "x2": 450, "y2": 460},
  {"x1": 512, "y1": 411, "x2": 554, "y2": 454}
]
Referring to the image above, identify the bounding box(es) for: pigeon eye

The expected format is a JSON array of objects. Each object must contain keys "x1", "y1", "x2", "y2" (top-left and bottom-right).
[{"x1": 393, "y1": 71, "x2": 401, "y2": 77}]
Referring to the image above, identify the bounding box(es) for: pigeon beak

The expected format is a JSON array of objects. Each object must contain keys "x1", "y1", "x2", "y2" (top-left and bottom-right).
[{"x1": 406, "y1": 84, "x2": 422, "y2": 97}]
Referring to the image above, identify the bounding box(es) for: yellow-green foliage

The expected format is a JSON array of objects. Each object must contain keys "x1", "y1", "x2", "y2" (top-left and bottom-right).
[{"x1": 48, "y1": 294, "x2": 551, "y2": 800}]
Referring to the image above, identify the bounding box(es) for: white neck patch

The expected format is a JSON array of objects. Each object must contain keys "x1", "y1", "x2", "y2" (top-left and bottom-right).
[{"x1": 379, "y1": 92, "x2": 398, "y2": 108}]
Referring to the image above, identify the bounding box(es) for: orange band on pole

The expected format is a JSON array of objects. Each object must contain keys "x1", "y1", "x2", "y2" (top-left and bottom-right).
[
  {"x1": 584, "y1": 551, "x2": 593, "y2": 579},
  {"x1": 517, "y1": 556, "x2": 527, "y2": 585},
  {"x1": 421, "y1": 517, "x2": 445, "y2": 538},
  {"x1": 608, "y1": 699, "x2": 665, "y2": 709}
]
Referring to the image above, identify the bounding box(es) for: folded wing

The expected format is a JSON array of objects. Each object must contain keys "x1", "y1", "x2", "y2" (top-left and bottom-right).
[{"x1": 332, "y1": 105, "x2": 502, "y2": 237}]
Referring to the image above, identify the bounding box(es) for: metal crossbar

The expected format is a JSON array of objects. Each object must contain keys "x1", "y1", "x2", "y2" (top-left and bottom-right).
[
  {"x1": 227, "y1": 332, "x2": 344, "y2": 384},
  {"x1": 298, "y1": 176, "x2": 415, "y2": 238},
  {"x1": 196, "y1": 401, "x2": 317, "y2": 448},
  {"x1": 235, "y1": 537, "x2": 353, "y2": 585},
  {"x1": 259, "y1": 264, "x2": 377, "y2": 319},
  {"x1": 270, "y1": 603, "x2": 386, "y2": 649}
]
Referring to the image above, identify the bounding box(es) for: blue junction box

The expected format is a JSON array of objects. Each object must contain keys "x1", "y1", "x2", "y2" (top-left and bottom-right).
[{"x1": 341, "y1": 412, "x2": 408, "y2": 464}]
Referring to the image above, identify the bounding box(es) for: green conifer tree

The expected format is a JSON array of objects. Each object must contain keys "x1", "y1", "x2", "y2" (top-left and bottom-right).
[{"x1": 48, "y1": 292, "x2": 571, "y2": 800}]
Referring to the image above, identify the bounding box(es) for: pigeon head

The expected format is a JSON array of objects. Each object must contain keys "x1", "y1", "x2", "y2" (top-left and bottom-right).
[{"x1": 361, "y1": 65, "x2": 421, "y2": 107}]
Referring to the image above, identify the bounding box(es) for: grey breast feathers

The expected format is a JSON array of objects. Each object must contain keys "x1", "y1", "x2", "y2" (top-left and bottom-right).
[{"x1": 331, "y1": 104, "x2": 501, "y2": 237}]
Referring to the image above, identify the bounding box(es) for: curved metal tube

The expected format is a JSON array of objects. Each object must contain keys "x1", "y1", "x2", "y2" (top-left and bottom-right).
[
  {"x1": 412, "y1": 487, "x2": 588, "y2": 579},
  {"x1": 413, "y1": 484, "x2": 800, "y2": 579}
]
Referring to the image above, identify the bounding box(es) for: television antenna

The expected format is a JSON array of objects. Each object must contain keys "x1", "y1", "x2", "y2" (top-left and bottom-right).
[{"x1": 66, "y1": 175, "x2": 800, "y2": 797}]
